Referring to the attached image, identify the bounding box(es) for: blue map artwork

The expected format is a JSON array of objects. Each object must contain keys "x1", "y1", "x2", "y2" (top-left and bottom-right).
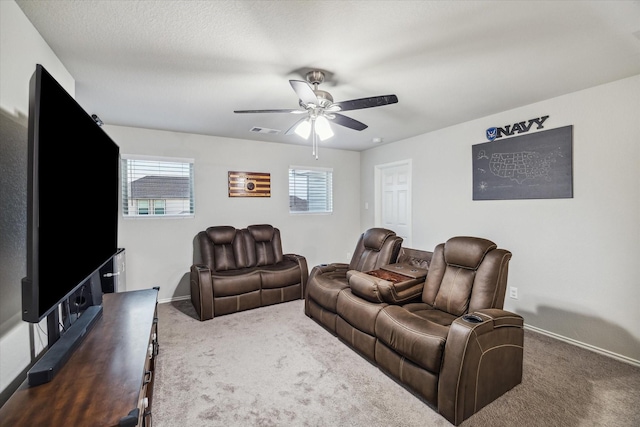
[{"x1": 472, "y1": 125, "x2": 573, "y2": 200}]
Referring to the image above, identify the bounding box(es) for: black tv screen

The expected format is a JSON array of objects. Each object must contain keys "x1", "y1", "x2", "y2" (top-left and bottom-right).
[{"x1": 22, "y1": 64, "x2": 120, "y2": 323}]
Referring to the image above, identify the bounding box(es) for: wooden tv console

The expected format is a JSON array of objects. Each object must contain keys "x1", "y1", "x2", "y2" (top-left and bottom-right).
[{"x1": 0, "y1": 288, "x2": 159, "y2": 427}]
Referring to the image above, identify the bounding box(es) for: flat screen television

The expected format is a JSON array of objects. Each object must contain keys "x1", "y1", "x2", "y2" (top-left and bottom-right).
[{"x1": 22, "y1": 64, "x2": 120, "y2": 324}]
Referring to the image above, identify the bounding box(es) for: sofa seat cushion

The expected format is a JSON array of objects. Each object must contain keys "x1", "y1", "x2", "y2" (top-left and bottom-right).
[
  {"x1": 337, "y1": 289, "x2": 387, "y2": 336},
  {"x1": 211, "y1": 268, "x2": 261, "y2": 297},
  {"x1": 260, "y1": 259, "x2": 303, "y2": 289},
  {"x1": 375, "y1": 305, "x2": 450, "y2": 374},
  {"x1": 401, "y1": 303, "x2": 459, "y2": 327},
  {"x1": 306, "y1": 272, "x2": 349, "y2": 313}
]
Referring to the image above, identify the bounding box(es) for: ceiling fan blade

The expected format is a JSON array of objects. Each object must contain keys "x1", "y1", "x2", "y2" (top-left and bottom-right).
[
  {"x1": 333, "y1": 95, "x2": 398, "y2": 112},
  {"x1": 330, "y1": 113, "x2": 368, "y2": 131},
  {"x1": 234, "y1": 109, "x2": 306, "y2": 114},
  {"x1": 289, "y1": 80, "x2": 318, "y2": 105}
]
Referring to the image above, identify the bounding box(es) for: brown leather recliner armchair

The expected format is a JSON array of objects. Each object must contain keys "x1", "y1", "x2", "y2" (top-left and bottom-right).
[{"x1": 304, "y1": 228, "x2": 403, "y2": 332}]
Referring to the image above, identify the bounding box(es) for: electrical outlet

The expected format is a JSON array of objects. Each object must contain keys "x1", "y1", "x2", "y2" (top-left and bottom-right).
[{"x1": 509, "y1": 287, "x2": 518, "y2": 299}]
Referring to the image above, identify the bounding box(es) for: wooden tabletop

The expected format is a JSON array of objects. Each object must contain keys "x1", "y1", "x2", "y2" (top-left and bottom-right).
[{"x1": 0, "y1": 289, "x2": 158, "y2": 427}]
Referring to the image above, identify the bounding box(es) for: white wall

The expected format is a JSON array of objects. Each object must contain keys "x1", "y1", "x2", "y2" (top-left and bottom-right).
[
  {"x1": 0, "y1": 0, "x2": 75, "y2": 402},
  {"x1": 361, "y1": 75, "x2": 640, "y2": 363},
  {"x1": 102, "y1": 125, "x2": 361, "y2": 303}
]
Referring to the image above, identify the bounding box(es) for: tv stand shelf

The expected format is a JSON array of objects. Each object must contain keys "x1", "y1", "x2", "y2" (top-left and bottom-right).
[{"x1": 0, "y1": 288, "x2": 159, "y2": 427}]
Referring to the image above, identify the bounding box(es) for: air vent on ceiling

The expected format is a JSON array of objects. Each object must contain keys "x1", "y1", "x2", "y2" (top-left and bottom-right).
[{"x1": 250, "y1": 126, "x2": 280, "y2": 135}]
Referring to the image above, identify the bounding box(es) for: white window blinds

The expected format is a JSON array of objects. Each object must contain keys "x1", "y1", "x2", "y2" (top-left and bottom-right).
[
  {"x1": 288, "y1": 166, "x2": 333, "y2": 214},
  {"x1": 121, "y1": 155, "x2": 194, "y2": 217}
]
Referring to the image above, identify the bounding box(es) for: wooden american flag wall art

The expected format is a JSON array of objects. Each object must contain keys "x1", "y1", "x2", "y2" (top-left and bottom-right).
[{"x1": 228, "y1": 171, "x2": 271, "y2": 197}]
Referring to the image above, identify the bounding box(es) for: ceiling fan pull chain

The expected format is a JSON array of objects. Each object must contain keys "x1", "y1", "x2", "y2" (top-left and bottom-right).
[{"x1": 312, "y1": 119, "x2": 318, "y2": 159}]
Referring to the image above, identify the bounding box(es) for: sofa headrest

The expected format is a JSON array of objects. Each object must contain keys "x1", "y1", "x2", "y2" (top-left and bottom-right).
[
  {"x1": 444, "y1": 236, "x2": 497, "y2": 269},
  {"x1": 363, "y1": 228, "x2": 397, "y2": 251},
  {"x1": 247, "y1": 224, "x2": 275, "y2": 242},
  {"x1": 206, "y1": 226, "x2": 238, "y2": 245}
]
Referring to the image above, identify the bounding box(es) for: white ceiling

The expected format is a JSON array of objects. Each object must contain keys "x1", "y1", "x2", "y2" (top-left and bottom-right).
[{"x1": 16, "y1": 0, "x2": 640, "y2": 151}]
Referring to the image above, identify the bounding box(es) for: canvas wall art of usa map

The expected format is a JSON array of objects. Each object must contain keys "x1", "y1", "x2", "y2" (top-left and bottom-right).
[{"x1": 472, "y1": 125, "x2": 573, "y2": 200}]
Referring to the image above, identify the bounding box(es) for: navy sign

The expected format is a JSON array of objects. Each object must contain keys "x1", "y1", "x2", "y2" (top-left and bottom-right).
[{"x1": 486, "y1": 115, "x2": 549, "y2": 141}]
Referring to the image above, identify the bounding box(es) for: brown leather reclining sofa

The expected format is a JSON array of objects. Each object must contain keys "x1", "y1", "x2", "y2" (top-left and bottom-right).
[
  {"x1": 305, "y1": 229, "x2": 524, "y2": 425},
  {"x1": 190, "y1": 224, "x2": 308, "y2": 321}
]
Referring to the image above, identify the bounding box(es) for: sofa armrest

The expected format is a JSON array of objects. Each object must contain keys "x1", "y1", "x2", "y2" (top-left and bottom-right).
[
  {"x1": 190, "y1": 264, "x2": 214, "y2": 321},
  {"x1": 347, "y1": 270, "x2": 423, "y2": 304},
  {"x1": 438, "y1": 309, "x2": 524, "y2": 425},
  {"x1": 310, "y1": 262, "x2": 349, "y2": 275},
  {"x1": 307, "y1": 263, "x2": 349, "y2": 289},
  {"x1": 347, "y1": 270, "x2": 387, "y2": 303},
  {"x1": 304, "y1": 263, "x2": 349, "y2": 305},
  {"x1": 284, "y1": 253, "x2": 309, "y2": 297}
]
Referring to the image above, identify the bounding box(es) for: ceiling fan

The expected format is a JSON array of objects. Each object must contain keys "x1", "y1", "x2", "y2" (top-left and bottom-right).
[{"x1": 234, "y1": 70, "x2": 398, "y2": 158}]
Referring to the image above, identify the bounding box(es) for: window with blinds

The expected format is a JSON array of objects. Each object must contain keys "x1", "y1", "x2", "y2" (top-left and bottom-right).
[
  {"x1": 121, "y1": 155, "x2": 194, "y2": 217},
  {"x1": 288, "y1": 166, "x2": 333, "y2": 214}
]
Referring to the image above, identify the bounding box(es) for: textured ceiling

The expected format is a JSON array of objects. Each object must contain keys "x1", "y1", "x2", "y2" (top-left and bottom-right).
[{"x1": 15, "y1": 0, "x2": 640, "y2": 151}]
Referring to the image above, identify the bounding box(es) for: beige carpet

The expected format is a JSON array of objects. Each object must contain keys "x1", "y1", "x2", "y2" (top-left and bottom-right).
[{"x1": 152, "y1": 299, "x2": 640, "y2": 427}]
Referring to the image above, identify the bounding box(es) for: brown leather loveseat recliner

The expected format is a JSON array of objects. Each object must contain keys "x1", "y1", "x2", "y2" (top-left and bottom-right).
[
  {"x1": 190, "y1": 224, "x2": 308, "y2": 321},
  {"x1": 306, "y1": 234, "x2": 524, "y2": 425}
]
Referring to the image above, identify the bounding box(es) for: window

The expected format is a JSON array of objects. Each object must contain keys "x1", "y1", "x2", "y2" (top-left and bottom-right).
[
  {"x1": 121, "y1": 155, "x2": 194, "y2": 217},
  {"x1": 289, "y1": 166, "x2": 333, "y2": 214},
  {"x1": 153, "y1": 200, "x2": 166, "y2": 215},
  {"x1": 137, "y1": 200, "x2": 149, "y2": 215}
]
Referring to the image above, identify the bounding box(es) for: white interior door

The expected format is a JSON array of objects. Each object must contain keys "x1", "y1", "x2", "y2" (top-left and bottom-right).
[{"x1": 375, "y1": 160, "x2": 412, "y2": 247}]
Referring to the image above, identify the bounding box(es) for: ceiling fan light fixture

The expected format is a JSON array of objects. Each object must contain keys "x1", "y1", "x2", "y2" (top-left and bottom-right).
[
  {"x1": 294, "y1": 119, "x2": 311, "y2": 139},
  {"x1": 315, "y1": 116, "x2": 334, "y2": 141},
  {"x1": 234, "y1": 69, "x2": 398, "y2": 158}
]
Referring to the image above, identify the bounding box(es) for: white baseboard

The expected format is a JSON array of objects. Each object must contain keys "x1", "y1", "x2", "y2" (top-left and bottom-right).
[
  {"x1": 158, "y1": 295, "x2": 190, "y2": 305},
  {"x1": 524, "y1": 324, "x2": 640, "y2": 368}
]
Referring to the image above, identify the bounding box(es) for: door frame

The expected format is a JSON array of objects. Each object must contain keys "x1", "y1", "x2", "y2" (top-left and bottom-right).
[{"x1": 374, "y1": 159, "x2": 412, "y2": 247}]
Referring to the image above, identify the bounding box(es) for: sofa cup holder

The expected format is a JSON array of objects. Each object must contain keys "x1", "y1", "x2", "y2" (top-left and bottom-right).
[{"x1": 462, "y1": 314, "x2": 484, "y2": 323}]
